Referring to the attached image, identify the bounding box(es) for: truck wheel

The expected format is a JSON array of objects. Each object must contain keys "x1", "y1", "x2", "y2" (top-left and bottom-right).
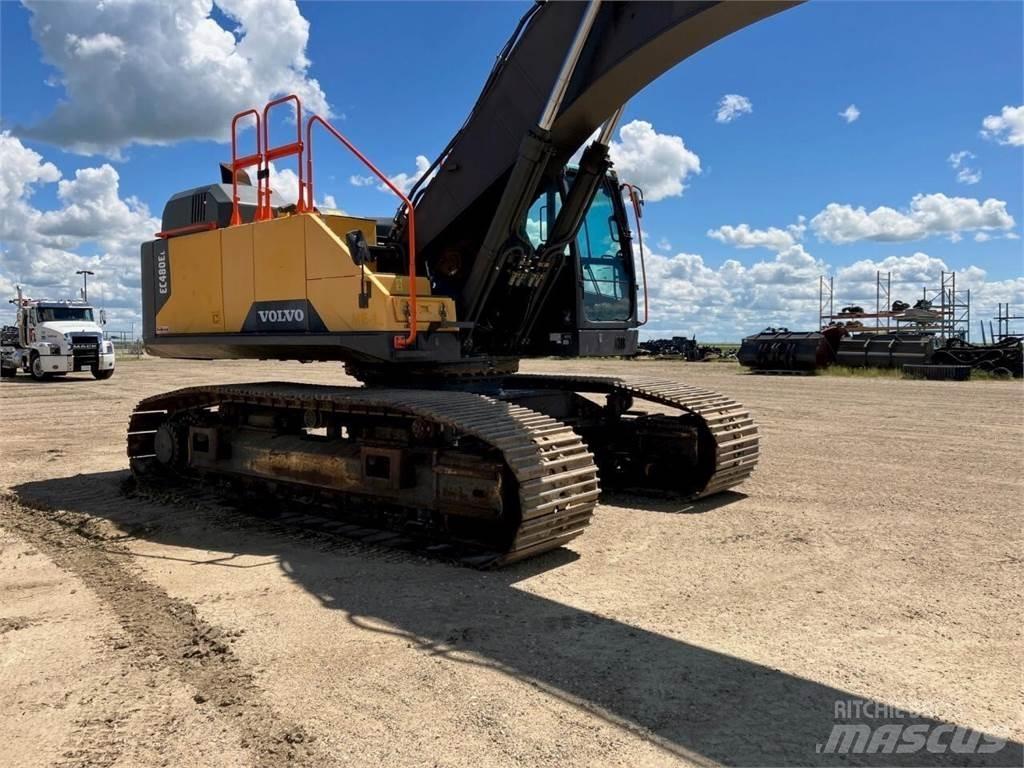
[
  {"x1": 0, "y1": 365, "x2": 15, "y2": 378},
  {"x1": 92, "y1": 365, "x2": 114, "y2": 380},
  {"x1": 30, "y1": 353, "x2": 50, "y2": 381}
]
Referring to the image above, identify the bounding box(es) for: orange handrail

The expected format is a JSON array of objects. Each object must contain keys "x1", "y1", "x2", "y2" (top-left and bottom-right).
[
  {"x1": 261, "y1": 95, "x2": 305, "y2": 219},
  {"x1": 156, "y1": 221, "x2": 218, "y2": 239},
  {"x1": 229, "y1": 109, "x2": 262, "y2": 226},
  {"x1": 305, "y1": 115, "x2": 419, "y2": 350},
  {"x1": 621, "y1": 182, "x2": 648, "y2": 326}
]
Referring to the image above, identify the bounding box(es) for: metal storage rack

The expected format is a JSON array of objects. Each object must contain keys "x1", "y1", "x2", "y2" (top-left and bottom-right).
[
  {"x1": 992, "y1": 304, "x2": 1023, "y2": 342},
  {"x1": 819, "y1": 270, "x2": 970, "y2": 341}
]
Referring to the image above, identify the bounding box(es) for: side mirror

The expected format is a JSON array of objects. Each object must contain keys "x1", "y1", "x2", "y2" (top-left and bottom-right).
[{"x1": 345, "y1": 229, "x2": 372, "y2": 266}]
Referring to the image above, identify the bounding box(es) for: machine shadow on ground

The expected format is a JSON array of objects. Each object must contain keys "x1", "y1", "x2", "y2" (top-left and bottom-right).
[
  {"x1": 601, "y1": 489, "x2": 747, "y2": 515},
  {"x1": 11, "y1": 471, "x2": 1022, "y2": 767}
]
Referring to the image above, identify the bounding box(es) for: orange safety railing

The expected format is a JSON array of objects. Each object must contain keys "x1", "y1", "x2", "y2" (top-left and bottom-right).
[
  {"x1": 261, "y1": 95, "x2": 306, "y2": 218},
  {"x1": 305, "y1": 115, "x2": 419, "y2": 350},
  {"x1": 229, "y1": 108, "x2": 263, "y2": 226},
  {"x1": 224, "y1": 96, "x2": 417, "y2": 349},
  {"x1": 621, "y1": 182, "x2": 648, "y2": 326}
]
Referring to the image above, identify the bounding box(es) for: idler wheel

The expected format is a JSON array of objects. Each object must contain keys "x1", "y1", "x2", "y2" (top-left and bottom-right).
[{"x1": 154, "y1": 422, "x2": 183, "y2": 466}]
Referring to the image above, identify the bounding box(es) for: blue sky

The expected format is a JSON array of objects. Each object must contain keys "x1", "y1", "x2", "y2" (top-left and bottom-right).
[{"x1": 1, "y1": 0, "x2": 1022, "y2": 340}]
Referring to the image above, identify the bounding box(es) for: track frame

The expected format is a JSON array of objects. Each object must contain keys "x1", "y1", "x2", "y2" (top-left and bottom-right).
[{"x1": 126, "y1": 374, "x2": 759, "y2": 566}]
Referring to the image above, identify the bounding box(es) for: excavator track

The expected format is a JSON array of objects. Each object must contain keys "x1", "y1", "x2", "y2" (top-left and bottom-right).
[
  {"x1": 125, "y1": 375, "x2": 757, "y2": 566},
  {"x1": 499, "y1": 374, "x2": 760, "y2": 499},
  {"x1": 127, "y1": 383, "x2": 598, "y2": 567}
]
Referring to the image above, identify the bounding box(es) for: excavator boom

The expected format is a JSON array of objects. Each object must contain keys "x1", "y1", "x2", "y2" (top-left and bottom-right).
[{"x1": 409, "y1": 1, "x2": 796, "y2": 270}]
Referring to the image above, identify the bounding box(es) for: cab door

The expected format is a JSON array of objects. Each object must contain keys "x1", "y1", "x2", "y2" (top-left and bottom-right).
[{"x1": 573, "y1": 175, "x2": 637, "y2": 327}]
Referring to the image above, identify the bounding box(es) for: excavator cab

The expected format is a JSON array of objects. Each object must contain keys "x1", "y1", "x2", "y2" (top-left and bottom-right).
[{"x1": 524, "y1": 169, "x2": 641, "y2": 357}]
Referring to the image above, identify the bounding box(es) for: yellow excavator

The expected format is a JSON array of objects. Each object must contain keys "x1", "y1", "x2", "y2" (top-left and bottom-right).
[{"x1": 128, "y1": 1, "x2": 795, "y2": 565}]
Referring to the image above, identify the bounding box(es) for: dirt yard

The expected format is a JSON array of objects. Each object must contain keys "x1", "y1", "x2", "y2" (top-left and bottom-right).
[{"x1": 1, "y1": 357, "x2": 1021, "y2": 767}]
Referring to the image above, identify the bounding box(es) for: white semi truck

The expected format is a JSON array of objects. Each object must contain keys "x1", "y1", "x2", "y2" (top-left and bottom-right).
[{"x1": 1, "y1": 287, "x2": 116, "y2": 381}]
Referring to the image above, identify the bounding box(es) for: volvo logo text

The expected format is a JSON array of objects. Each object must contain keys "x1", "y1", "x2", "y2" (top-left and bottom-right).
[{"x1": 257, "y1": 309, "x2": 305, "y2": 323}]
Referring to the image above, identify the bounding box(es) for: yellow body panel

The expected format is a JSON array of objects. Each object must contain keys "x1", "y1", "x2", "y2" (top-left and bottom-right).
[
  {"x1": 221, "y1": 225, "x2": 254, "y2": 331},
  {"x1": 155, "y1": 213, "x2": 456, "y2": 336},
  {"x1": 159, "y1": 230, "x2": 225, "y2": 332},
  {"x1": 305, "y1": 277, "x2": 363, "y2": 331},
  {"x1": 373, "y1": 274, "x2": 433, "y2": 296},
  {"x1": 305, "y1": 215, "x2": 358, "y2": 281},
  {"x1": 321, "y1": 213, "x2": 377, "y2": 247},
  {"x1": 254, "y1": 216, "x2": 307, "y2": 300}
]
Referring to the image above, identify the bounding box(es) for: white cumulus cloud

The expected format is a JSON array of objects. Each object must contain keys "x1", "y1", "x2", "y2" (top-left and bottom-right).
[
  {"x1": 0, "y1": 131, "x2": 60, "y2": 207},
  {"x1": 639, "y1": 245, "x2": 825, "y2": 340},
  {"x1": 839, "y1": 104, "x2": 861, "y2": 123},
  {"x1": 639, "y1": 244, "x2": 1023, "y2": 342},
  {"x1": 947, "y1": 150, "x2": 982, "y2": 185},
  {"x1": 607, "y1": 120, "x2": 701, "y2": 202},
  {"x1": 569, "y1": 120, "x2": 701, "y2": 202},
  {"x1": 383, "y1": 155, "x2": 431, "y2": 195},
  {"x1": 980, "y1": 105, "x2": 1024, "y2": 146},
  {"x1": 349, "y1": 155, "x2": 433, "y2": 196},
  {"x1": 0, "y1": 132, "x2": 158, "y2": 329},
  {"x1": 266, "y1": 162, "x2": 338, "y2": 210},
  {"x1": 810, "y1": 193, "x2": 1015, "y2": 244},
  {"x1": 715, "y1": 94, "x2": 753, "y2": 124},
  {"x1": 19, "y1": 0, "x2": 330, "y2": 155},
  {"x1": 707, "y1": 224, "x2": 799, "y2": 252},
  {"x1": 640, "y1": 213, "x2": 827, "y2": 338}
]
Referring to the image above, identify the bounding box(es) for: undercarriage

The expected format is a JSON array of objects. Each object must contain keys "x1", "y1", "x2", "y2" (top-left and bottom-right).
[{"x1": 127, "y1": 374, "x2": 759, "y2": 566}]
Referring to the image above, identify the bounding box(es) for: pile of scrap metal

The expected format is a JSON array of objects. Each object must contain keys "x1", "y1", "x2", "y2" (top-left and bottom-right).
[
  {"x1": 931, "y1": 336, "x2": 1023, "y2": 377},
  {"x1": 636, "y1": 336, "x2": 725, "y2": 361},
  {"x1": 739, "y1": 327, "x2": 1022, "y2": 378},
  {"x1": 899, "y1": 299, "x2": 943, "y2": 325},
  {"x1": 737, "y1": 326, "x2": 847, "y2": 373}
]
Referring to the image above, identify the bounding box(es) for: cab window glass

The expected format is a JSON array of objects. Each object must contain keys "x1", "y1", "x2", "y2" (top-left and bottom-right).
[
  {"x1": 37, "y1": 307, "x2": 95, "y2": 322},
  {"x1": 577, "y1": 185, "x2": 631, "y2": 322},
  {"x1": 525, "y1": 189, "x2": 561, "y2": 249},
  {"x1": 525, "y1": 194, "x2": 548, "y2": 248}
]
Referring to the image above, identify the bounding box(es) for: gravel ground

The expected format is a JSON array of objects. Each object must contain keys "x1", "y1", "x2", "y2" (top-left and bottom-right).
[{"x1": 1, "y1": 357, "x2": 1021, "y2": 767}]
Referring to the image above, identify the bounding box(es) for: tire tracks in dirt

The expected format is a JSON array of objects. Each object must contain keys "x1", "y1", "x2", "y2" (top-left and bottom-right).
[{"x1": 1, "y1": 492, "x2": 325, "y2": 767}]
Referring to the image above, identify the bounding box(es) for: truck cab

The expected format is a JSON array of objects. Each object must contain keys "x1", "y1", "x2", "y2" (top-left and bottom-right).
[{"x1": 1, "y1": 292, "x2": 116, "y2": 381}]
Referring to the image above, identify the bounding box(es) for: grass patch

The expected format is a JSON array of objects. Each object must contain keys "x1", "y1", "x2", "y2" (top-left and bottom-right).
[
  {"x1": 821, "y1": 365, "x2": 1014, "y2": 381},
  {"x1": 965, "y1": 369, "x2": 1017, "y2": 381},
  {"x1": 703, "y1": 343, "x2": 740, "y2": 352},
  {"x1": 821, "y1": 366, "x2": 901, "y2": 379}
]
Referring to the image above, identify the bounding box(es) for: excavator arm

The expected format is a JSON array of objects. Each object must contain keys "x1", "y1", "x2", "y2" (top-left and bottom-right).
[{"x1": 407, "y1": 0, "x2": 798, "y2": 319}]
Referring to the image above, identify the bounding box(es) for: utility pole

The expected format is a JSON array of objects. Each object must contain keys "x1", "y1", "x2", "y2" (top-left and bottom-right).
[{"x1": 75, "y1": 269, "x2": 95, "y2": 302}]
